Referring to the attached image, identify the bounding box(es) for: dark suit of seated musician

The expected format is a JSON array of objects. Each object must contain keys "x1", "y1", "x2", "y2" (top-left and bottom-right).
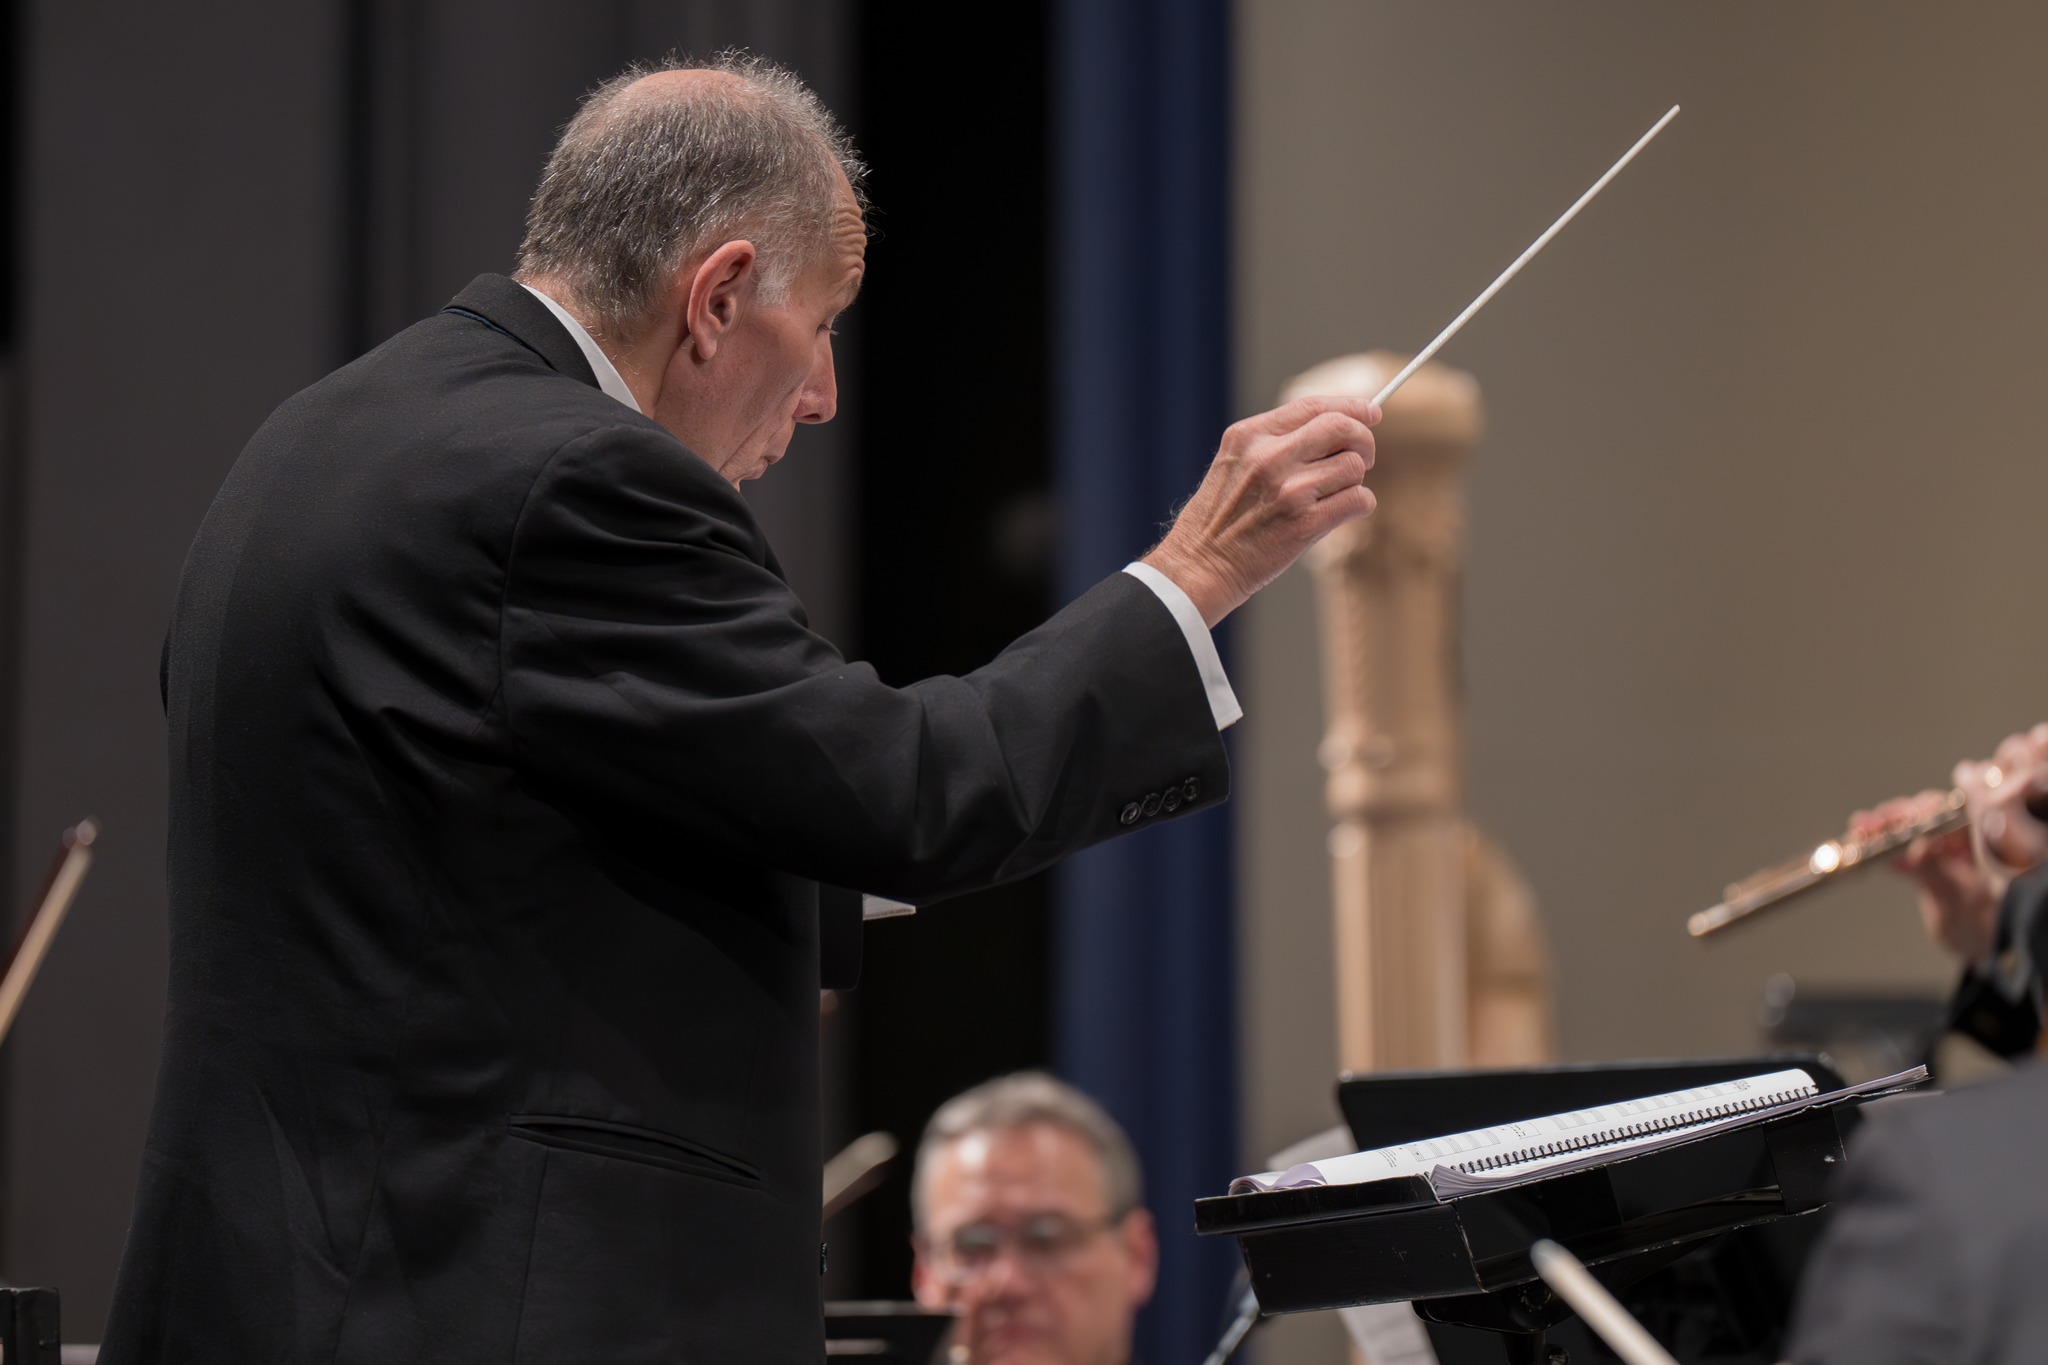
[
  {"x1": 1788, "y1": 724, "x2": 2048, "y2": 1364},
  {"x1": 911, "y1": 1073, "x2": 1156, "y2": 1365}
]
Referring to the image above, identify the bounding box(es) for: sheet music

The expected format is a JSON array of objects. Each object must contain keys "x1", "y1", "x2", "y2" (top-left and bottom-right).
[
  {"x1": 1426, "y1": 1066, "x2": 1925, "y2": 1198},
  {"x1": 1231, "y1": 1068, "x2": 1818, "y2": 1193},
  {"x1": 861, "y1": 894, "x2": 917, "y2": 920}
]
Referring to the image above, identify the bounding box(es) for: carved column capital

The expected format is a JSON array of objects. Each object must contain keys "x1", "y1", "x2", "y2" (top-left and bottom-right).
[{"x1": 1301, "y1": 353, "x2": 1482, "y2": 827}]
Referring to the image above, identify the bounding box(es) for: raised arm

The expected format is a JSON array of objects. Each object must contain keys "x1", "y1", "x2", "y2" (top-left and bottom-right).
[{"x1": 499, "y1": 425, "x2": 1228, "y2": 902}]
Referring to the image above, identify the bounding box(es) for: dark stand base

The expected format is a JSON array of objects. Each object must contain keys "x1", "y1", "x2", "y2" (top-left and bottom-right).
[
  {"x1": 0, "y1": 1288, "x2": 61, "y2": 1365},
  {"x1": 1414, "y1": 1239, "x2": 1706, "y2": 1365}
]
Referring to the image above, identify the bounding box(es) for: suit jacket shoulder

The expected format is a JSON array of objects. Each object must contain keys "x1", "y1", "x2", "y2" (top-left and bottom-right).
[{"x1": 1789, "y1": 1064, "x2": 2048, "y2": 1364}]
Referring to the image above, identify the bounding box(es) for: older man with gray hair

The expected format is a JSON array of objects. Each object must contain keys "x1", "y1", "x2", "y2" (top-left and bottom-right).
[
  {"x1": 103, "y1": 52, "x2": 1377, "y2": 1365},
  {"x1": 913, "y1": 1073, "x2": 1157, "y2": 1365}
]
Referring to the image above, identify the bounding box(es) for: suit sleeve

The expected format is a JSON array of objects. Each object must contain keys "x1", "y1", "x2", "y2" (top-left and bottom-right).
[
  {"x1": 1786, "y1": 1113, "x2": 1962, "y2": 1365},
  {"x1": 1943, "y1": 866, "x2": 2048, "y2": 1057},
  {"x1": 498, "y1": 425, "x2": 1229, "y2": 903}
]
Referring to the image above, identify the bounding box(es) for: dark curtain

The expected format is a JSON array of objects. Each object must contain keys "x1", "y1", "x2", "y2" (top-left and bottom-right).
[
  {"x1": 1049, "y1": 3, "x2": 1241, "y2": 1364},
  {"x1": 840, "y1": 0, "x2": 1058, "y2": 1299}
]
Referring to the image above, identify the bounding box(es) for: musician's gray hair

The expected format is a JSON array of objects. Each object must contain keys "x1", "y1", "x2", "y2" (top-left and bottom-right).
[
  {"x1": 513, "y1": 51, "x2": 866, "y2": 340},
  {"x1": 911, "y1": 1071, "x2": 1144, "y2": 1231}
]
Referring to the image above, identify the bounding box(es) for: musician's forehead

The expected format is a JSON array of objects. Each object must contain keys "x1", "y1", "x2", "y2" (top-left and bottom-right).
[{"x1": 926, "y1": 1124, "x2": 1111, "y2": 1218}]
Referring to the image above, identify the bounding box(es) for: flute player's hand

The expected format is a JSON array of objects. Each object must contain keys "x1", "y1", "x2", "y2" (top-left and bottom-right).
[
  {"x1": 1857, "y1": 724, "x2": 2048, "y2": 966},
  {"x1": 1855, "y1": 789, "x2": 1998, "y2": 964},
  {"x1": 1959, "y1": 723, "x2": 2048, "y2": 880},
  {"x1": 1141, "y1": 395, "x2": 1380, "y2": 628}
]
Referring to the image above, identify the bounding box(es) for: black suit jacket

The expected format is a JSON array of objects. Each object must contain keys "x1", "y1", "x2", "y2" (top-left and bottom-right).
[
  {"x1": 1788, "y1": 1061, "x2": 2048, "y2": 1364},
  {"x1": 102, "y1": 275, "x2": 1227, "y2": 1364}
]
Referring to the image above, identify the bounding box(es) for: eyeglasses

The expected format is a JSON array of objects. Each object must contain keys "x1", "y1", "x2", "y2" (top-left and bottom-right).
[{"x1": 921, "y1": 1210, "x2": 1127, "y2": 1281}]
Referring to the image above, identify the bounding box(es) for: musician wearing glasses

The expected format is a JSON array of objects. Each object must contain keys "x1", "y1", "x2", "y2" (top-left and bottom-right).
[
  {"x1": 911, "y1": 1073, "x2": 1157, "y2": 1365},
  {"x1": 1788, "y1": 724, "x2": 2048, "y2": 1364}
]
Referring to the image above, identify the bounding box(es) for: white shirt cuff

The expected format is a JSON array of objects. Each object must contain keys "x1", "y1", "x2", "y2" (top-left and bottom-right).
[{"x1": 1121, "y1": 562, "x2": 1243, "y2": 730}]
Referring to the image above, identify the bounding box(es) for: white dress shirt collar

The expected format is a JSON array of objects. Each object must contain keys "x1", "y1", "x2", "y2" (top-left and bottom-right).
[{"x1": 518, "y1": 283, "x2": 643, "y2": 415}]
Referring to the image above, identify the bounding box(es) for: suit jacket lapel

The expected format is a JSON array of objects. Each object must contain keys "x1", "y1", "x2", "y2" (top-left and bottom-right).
[{"x1": 446, "y1": 274, "x2": 600, "y2": 391}]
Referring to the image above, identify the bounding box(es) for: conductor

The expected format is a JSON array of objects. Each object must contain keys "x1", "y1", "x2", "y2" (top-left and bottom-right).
[{"x1": 99, "y1": 54, "x2": 1379, "y2": 1365}]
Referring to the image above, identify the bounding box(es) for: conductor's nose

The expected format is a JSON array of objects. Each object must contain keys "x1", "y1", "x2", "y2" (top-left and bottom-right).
[{"x1": 798, "y1": 336, "x2": 837, "y2": 425}]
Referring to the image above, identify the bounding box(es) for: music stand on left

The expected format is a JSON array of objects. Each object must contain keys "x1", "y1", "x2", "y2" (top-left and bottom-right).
[{"x1": 824, "y1": 1302, "x2": 954, "y2": 1362}]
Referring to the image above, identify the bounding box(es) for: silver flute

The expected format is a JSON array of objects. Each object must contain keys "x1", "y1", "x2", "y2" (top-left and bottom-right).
[
  {"x1": 1688, "y1": 791, "x2": 1972, "y2": 938},
  {"x1": 1690, "y1": 780, "x2": 2048, "y2": 937}
]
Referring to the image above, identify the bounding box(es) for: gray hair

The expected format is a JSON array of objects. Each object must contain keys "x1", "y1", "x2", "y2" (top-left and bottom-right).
[
  {"x1": 513, "y1": 51, "x2": 867, "y2": 340},
  {"x1": 912, "y1": 1071, "x2": 1144, "y2": 1232}
]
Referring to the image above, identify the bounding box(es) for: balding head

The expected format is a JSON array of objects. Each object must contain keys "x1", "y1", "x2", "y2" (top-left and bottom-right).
[{"x1": 514, "y1": 52, "x2": 866, "y2": 342}]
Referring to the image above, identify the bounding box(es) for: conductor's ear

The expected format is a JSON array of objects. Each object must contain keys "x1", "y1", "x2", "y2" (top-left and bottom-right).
[{"x1": 682, "y1": 239, "x2": 758, "y2": 361}]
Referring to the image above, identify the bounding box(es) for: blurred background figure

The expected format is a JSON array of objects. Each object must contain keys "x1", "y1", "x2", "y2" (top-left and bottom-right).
[
  {"x1": 1855, "y1": 721, "x2": 2048, "y2": 1060},
  {"x1": 1788, "y1": 724, "x2": 2048, "y2": 1364},
  {"x1": 911, "y1": 1074, "x2": 1156, "y2": 1365}
]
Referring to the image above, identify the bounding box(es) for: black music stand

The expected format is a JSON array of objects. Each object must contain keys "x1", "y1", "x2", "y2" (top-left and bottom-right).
[
  {"x1": 0, "y1": 1287, "x2": 61, "y2": 1365},
  {"x1": 1196, "y1": 1057, "x2": 1900, "y2": 1365},
  {"x1": 824, "y1": 1301, "x2": 953, "y2": 1362}
]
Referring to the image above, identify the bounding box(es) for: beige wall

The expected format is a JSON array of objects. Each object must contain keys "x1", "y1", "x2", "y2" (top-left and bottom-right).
[{"x1": 1235, "y1": 3, "x2": 2048, "y2": 1357}]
